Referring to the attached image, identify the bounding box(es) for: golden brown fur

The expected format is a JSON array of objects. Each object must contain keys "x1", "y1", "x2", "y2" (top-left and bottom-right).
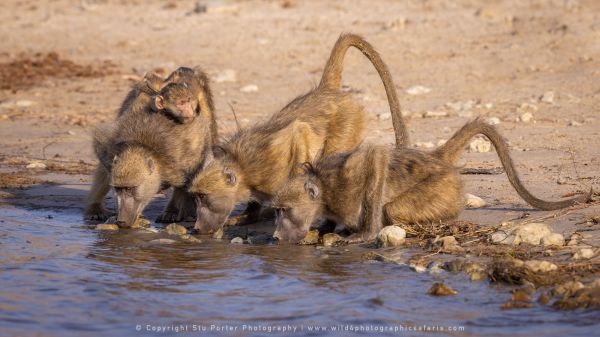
[
  {"x1": 188, "y1": 33, "x2": 408, "y2": 233},
  {"x1": 272, "y1": 118, "x2": 592, "y2": 243}
]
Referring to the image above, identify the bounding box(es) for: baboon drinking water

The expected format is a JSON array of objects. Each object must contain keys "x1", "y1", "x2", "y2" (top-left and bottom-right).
[
  {"x1": 272, "y1": 118, "x2": 592, "y2": 243},
  {"x1": 188, "y1": 33, "x2": 408, "y2": 233}
]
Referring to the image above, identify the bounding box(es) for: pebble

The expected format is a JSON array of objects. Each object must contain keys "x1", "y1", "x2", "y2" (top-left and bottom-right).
[
  {"x1": 486, "y1": 117, "x2": 501, "y2": 125},
  {"x1": 524, "y1": 260, "x2": 558, "y2": 273},
  {"x1": 427, "y1": 261, "x2": 445, "y2": 274},
  {"x1": 567, "y1": 233, "x2": 582, "y2": 246},
  {"x1": 568, "y1": 120, "x2": 582, "y2": 127},
  {"x1": 415, "y1": 141, "x2": 435, "y2": 149},
  {"x1": 443, "y1": 259, "x2": 465, "y2": 273},
  {"x1": 468, "y1": 138, "x2": 492, "y2": 153},
  {"x1": 572, "y1": 248, "x2": 595, "y2": 260},
  {"x1": 26, "y1": 161, "x2": 47, "y2": 169},
  {"x1": 230, "y1": 237, "x2": 244, "y2": 244},
  {"x1": 465, "y1": 193, "x2": 487, "y2": 208},
  {"x1": 410, "y1": 264, "x2": 427, "y2": 273},
  {"x1": 540, "y1": 233, "x2": 564, "y2": 247},
  {"x1": 490, "y1": 231, "x2": 517, "y2": 245},
  {"x1": 299, "y1": 229, "x2": 320, "y2": 245},
  {"x1": 427, "y1": 282, "x2": 458, "y2": 296},
  {"x1": 540, "y1": 91, "x2": 555, "y2": 104},
  {"x1": 213, "y1": 69, "x2": 237, "y2": 83},
  {"x1": 16, "y1": 100, "x2": 34, "y2": 107},
  {"x1": 149, "y1": 238, "x2": 178, "y2": 244},
  {"x1": 553, "y1": 281, "x2": 584, "y2": 297},
  {"x1": 96, "y1": 224, "x2": 119, "y2": 231},
  {"x1": 405, "y1": 85, "x2": 431, "y2": 95},
  {"x1": 376, "y1": 226, "x2": 406, "y2": 248},
  {"x1": 166, "y1": 223, "x2": 188, "y2": 236},
  {"x1": 322, "y1": 233, "x2": 343, "y2": 247},
  {"x1": 463, "y1": 263, "x2": 486, "y2": 281},
  {"x1": 438, "y1": 235, "x2": 459, "y2": 249},
  {"x1": 376, "y1": 112, "x2": 391, "y2": 120},
  {"x1": 423, "y1": 110, "x2": 448, "y2": 118},
  {"x1": 240, "y1": 84, "x2": 258, "y2": 93},
  {"x1": 519, "y1": 112, "x2": 534, "y2": 123},
  {"x1": 493, "y1": 223, "x2": 565, "y2": 247},
  {"x1": 181, "y1": 234, "x2": 202, "y2": 243}
]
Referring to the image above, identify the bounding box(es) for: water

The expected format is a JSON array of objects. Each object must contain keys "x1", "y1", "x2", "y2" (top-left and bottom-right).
[{"x1": 0, "y1": 207, "x2": 598, "y2": 337}]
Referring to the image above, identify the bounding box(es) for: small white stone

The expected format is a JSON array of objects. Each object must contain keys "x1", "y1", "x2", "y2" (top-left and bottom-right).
[
  {"x1": 423, "y1": 110, "x2": 448, "y2": 118},
  {"x1": 377, "y1": 225, "x2": 406, "y2": 248},
  {"x1": 26, "y1": 161, "x2": 47, "y2": 169},
  {"x1": 405, "y1": 85, "x2": 431, "y2": 95},
  {"x1": 415, "y1": 141, "x2": 435, "y2": 149},
  {"x1": 540, "y1": 91, "x2": 555, "y2": 104},
  {"x1": 568, "y1": 120, "x2": 582, "y2": 127},
  {"x1": 490, "y1": 231, "x2": 517, "y2": 245},
  {"x1": 513, "y1": 223, "x2": 553, "y2": 245},
  {"x1": 524, "y1": 260, "x2": 557, "y2": 273},
  {"x1": 519, "y1": 112, "x2": 534, "y2": 123},
  {"x1": 231, "y1": 237, "x2": 244, "y2": 244},
  {"x1": 213, "y1": 69, "x2": 237, "y2": 83},
  {"x1": 468, "y1": 138, "x2": 492, "y2": 153},
  {"x1": 484, "y1": 103, "x2": 494, "y2": 109},
  {"x1": 573, "y1": 248, "x2": 595, "y2": 260},
  {"x1": 410, "y1": 264, "x2": 427, "y2": 273},
  {"x1": 541, "y1": 233, "x2": 564, "y2": 247},
  {"x1": 486, "y1": 117, "x2": 501, "y2": 125},
  {"x1": 438, "y1": 236, "x2": 459, "y2": 249},
  {"x1": 16, "y1": 100, "x2": 34, "y2": 107},
  {"x1": 377, "y1": 112, "x2": 391, "y2": 120},
  {"x1": 465, "y1": 193, "x2": 487, "y2": 208},
  {"x1": 240, "y1": 84, "x2": 259, "y2": 93}
]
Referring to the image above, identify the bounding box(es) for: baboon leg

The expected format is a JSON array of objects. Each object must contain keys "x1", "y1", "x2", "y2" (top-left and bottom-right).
[
  {"x1": 383, "y1": 172, "x2": 464, "y2": 226},
  {"x1": 341, "y1": 147, "x2": 389, "y2": 244},
  {"x1": 156, "y1": 187, "x2": 190, "y2": 223},
  {"x1": 84, "y1": 166, "x2": 113, "y2": 221},
  {"x1": 178, "y1": 190, "x2": 197, "y2": 222}
]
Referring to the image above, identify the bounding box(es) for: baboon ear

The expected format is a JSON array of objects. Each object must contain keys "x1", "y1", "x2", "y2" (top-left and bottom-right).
[
  {"x1": 299, "y1": 162, "x2": 314, "y2": 174},
  {"x1": 146, "y1": 157, "x2": 154, "y2": 173},
  {"x1": 212, "y1": 145, "x2": 227, "y2": 159},
  {"x1": 154, "y1": 95, "x2": 164, "y2": 110},
  {"x1": 304, "y1": 180, "x2": 320, "y2": 199},
  {"x1": 223, "y1": 167, "x2": 237, "y2": 186}
]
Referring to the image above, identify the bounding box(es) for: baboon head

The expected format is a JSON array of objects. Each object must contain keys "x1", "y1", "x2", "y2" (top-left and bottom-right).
[
  {"x1": 111, "y1": 146, "x2": 161, "y2": 227},
  {"x1": 188, "y1": 152, "x2": 251, "y2": 234},
  {"x1": 272, "y1": 172, "x2": 324, "y2": 244},
  {"x1": 141, "y1": 71, "x2": 166, "y2": 94},
  {"x1": 153, "y1": 82, "x2": 199, "y2": 124}
]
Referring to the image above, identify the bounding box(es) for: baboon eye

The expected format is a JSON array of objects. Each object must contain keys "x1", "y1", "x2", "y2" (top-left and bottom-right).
[
  {"x1": 197, "y1": 193, "x2": 207, "y2": 201},
  {"x1": 115, "y1": 187, "x2": 134, "y2": 194}
]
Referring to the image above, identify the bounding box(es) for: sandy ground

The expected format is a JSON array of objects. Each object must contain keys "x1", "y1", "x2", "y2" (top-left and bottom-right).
[{"x1": 0, "y1": 0, "x2": 599, "y2": 281}]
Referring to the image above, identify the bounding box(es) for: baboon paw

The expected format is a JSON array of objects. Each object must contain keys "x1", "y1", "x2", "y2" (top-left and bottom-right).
[
  {"x1": 338, "y1": 234, "x2": 367, "y2": 245},
  {"x1": 84, "y1": 207, "x2": 113, "y2": 222}
]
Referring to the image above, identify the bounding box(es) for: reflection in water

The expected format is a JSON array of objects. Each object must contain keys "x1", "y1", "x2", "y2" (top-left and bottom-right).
[{"x1": 0, "y1": 207, "x2": 599, "y2": 337}]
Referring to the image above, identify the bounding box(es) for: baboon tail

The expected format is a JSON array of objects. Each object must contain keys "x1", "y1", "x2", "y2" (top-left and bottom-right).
[
  {"x1": 318, "y1": 33, "x2": 408, "y2": 148},
  {"x1": 434, "y1": 118, "x2": 592, "y2": 210}
]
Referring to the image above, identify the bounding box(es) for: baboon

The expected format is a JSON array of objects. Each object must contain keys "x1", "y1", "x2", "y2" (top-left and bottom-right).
[
  {"x1": 84, "y1": 67, "x2": 217, "y2": 225},
  {"x1": 272, "y1": 118, "x2": 592, "y2": 243},
  {"x1": 189, "y1": 33, "x2": 408, "y2": 233},
  {"x1": 116, "y1": 71, "x2": 165, "y2": 118}
]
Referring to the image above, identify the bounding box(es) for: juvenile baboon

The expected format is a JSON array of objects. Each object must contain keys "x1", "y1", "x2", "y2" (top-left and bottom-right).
[
  {"x1": 188, "y1": 33, "x2": 408, "y2": 233},
  {"x1": 84, "y1": 67, "x2": 217, "y2": 225},
  {"x1": 272, "y1": 118, "x2": 592, "y2": 243},
  {"x1": 116, "y1": 71, "x2": 165, "y2": 118}
]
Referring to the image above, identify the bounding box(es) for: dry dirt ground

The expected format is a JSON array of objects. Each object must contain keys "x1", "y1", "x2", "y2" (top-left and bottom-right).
[{"x1": 0, "y1": 0, "x2": 600, "y2": 303}]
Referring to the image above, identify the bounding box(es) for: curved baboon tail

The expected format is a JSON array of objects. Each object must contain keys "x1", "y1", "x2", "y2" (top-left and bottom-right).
[
  {"x1": 434, "y1": 118, "x2": 592, "y2": 210},
  {"x1": 318, "y1": 33, "x2": 408, "y2": 148}
]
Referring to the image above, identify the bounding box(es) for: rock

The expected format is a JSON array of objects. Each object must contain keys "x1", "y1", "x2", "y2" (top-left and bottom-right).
[
  {"x1": 486, "y1": 117, "x2": 501, "y2": 125},
  {"x1": 361, "y1": 251, "x2": 400, "y2": 263},
  {"x1": 383, "y1": 17, "x2": 407, "y2": 30},
  {"x1": 247, "y1": 233, "x2": 273, "y2": 245},
  {"x1": 427, "y1": 282, "x2": 458, "y2": 296},
  {"x1": 540, "y1": 91, "x2": 555, "y2": 104},
  {"x1": 149, "y1": 238, "x2": 178, "y2": 244},
  {"x1": 423, "y1": 110, "x2": 448, "y2": 118},
  {"x1": 519, "y1": 112, "x2": 534, "y2": 123},
  {"x1": 230, "y1": 237, "x2": 244, "y2": 244},
  {"x1": 213, "y1": 226, "x2": 248, "y2": 240},
  {"x1": 166, "y1": 223, "x2": 188, "y2": 236},
  {"x1": 96, "y1": 224, "x2": 119, "y2": 231},
  {"x1": 376, "y1": 226, "x2": 406, "y2": 248},
  {"x1": 484, "y1": 103, "x2": 494, "y2": 109},
  {"x1": 16, "y1": 100, "x2": 34, "y2": 107},
  {"x1": 439, "y1": 235, "x2": 459, "y2": 249},
  {"x1": 468, "y1": 138, "x2": 492, "y2": 153},
  {"x1": 443, "y1": 259, "x2": 465, "y2": 273},
  {"x1": 206, "y1": 4, "x2": 240, "y2": 14},
  {"x1": 376, "y1": 112, "x2": 391, "y2": 120},
  {"x1": 567, "y1": 233, "x2": 582, "y2": 246},
  {"x1": 131, "y1": 217, "x2": 150, "y2": 229},
  {"x1": 410, "y1": 264, "x2": 427, "y2": 273},
  {"x1": 322, "y1": 233, "x2": 343, "y2": 247},
  {"x1": 465, "y1": 193, "x2": 487, "y2": 208},
  {"x1": 541, "y1": 233, "x2": 564, "y2": 247},
  {"x1": 573, "y1": 248, "x2": 595, "y2": 260},
  {"x1": 299, "y1": 229, "x2": 320, "y2": 245},
  {"x1": 568, "y1": 120, "x2": 582, "y2": 127},
  {"x1": 181, "y1": 234, "x2": 202, "y2": 243},
  {"x1": 538, "y1": 292, "x2": 551, "y2": 305},
  {"x1": 240, "y1": 84, "x2": 258, "y2": 93},
  {"x1": 463, "y1": 263, "x2": 486, "y2": 281},
  {"x1": 524, "y1": 260, "x2": 558, "y2": 273},
  {"x1": 427, "y1": 261, "x2": 444, "y2": 274},
  {"x1": 511, "y1": 290, "x2": 532, "y2": 302},
  {"x1": 26, "y1": 161, "x2": 47, "y2": 169},
  {"x1": 553, "y1": 281, "x2": 585, "y2": 297},
  {"x1": 415, "y1": 141, "x2": 435, "y2": 149},
  {"x1": 405, "y1": 85, "x2": 431, "y2": 95},
  {"x1": 213, "y1": 69, "x2": 237, "y2": 83},
  {"x1": 590, "y1": 279, "x2": 600, "y2": 289},
  {"x1": 445, "y1": 100, "x2": 476, "y2": 112},
  {"x1": 514, "y1": 223, "x2": 553, "y2": 245},
  {"x1": 500, "y1": 301, "x2": 535, "y2": 310}
]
